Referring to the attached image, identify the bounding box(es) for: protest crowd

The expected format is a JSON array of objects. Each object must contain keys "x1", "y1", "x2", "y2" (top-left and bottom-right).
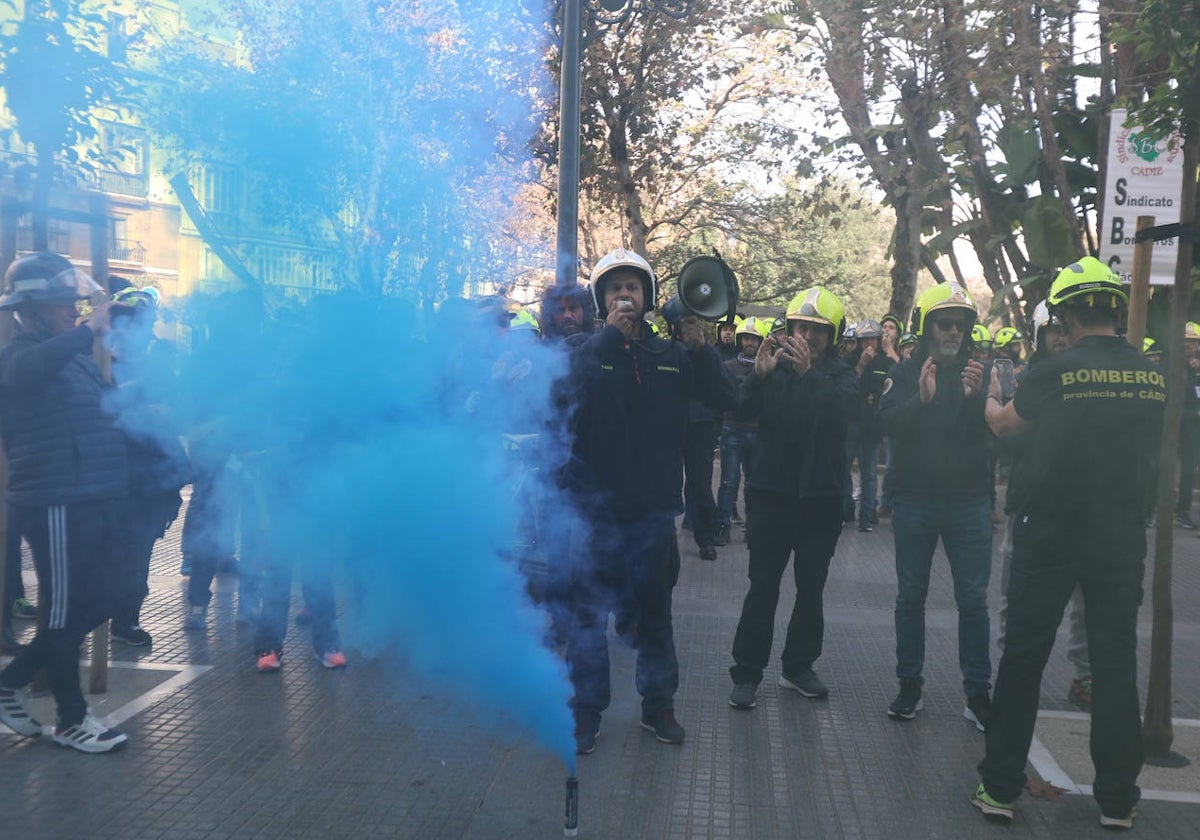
[{"x1": 0, "y1": 249, "x2": 1181, "y2": 832}]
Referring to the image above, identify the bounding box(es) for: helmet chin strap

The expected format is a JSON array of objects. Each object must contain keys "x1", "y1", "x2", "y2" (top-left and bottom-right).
[{"x1": 15, "y1": 306, "x2": 58, "y2": 339}]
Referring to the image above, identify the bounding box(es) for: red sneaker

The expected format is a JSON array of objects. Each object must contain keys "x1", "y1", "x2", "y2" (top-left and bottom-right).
[
  {"x1": 256, "y1": 649, "x2": 283, "y2": 672},
  {"x1": 315, "y1": 650, "x2": 347, "y2": 669}
]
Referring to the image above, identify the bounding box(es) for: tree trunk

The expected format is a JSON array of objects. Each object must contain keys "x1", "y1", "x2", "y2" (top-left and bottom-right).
[
  {"x1": 1143, "y1": 132, "x2": 1198, "y2": 761},
  {"x1": 819, "y1": 2, "x2": 919, "y2": 316},
  {"x1": 941, "y1": 0, "x2": 1030, "y2": 316},
  {"x1": 607, "y1": 112, "x2": 649, "y2": 256},
  {"x1": 889, "y1": 197, "x2": 920, "y2": 319}
]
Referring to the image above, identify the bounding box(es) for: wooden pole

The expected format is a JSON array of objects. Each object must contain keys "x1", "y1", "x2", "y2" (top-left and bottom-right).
[
  {"x1": 1125, "y1": 216, "x2": 1155, "y2": 349},
  {"x1": 1143, "y1": 135, "x2": 1198, "y2": 764}
]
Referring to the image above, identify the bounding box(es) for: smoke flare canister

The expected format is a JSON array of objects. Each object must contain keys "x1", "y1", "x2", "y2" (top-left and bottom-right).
[{"x1": 564, "y1": 776, "x2": 579, "y2": 837}]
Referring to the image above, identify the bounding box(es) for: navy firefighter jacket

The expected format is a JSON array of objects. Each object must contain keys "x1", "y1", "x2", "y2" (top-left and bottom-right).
[{"x1": 564, "y1": 324, "x2": 735, "y2": 520}]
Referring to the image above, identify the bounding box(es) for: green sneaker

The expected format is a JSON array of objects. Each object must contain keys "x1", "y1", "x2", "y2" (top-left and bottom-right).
[{"x1": 971, "y1": 784, "x2": 1015, "y2": 822}]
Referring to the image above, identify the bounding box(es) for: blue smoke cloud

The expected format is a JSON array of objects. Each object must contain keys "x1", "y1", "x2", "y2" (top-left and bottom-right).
[{"x1": 111, "y1": 1, "x2": 580, "y2": 769}]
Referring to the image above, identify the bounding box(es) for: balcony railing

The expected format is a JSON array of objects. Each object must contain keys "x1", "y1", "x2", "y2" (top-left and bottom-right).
[
  {"x1": 109, "y1": 237, "x2": 147, "y2": 263},
  {"x1": 0, "y1": 149, "x2": 147, "y2": 198},
  {"x1": 91, "y1": 168, "x2": 148, "y2": 198}
]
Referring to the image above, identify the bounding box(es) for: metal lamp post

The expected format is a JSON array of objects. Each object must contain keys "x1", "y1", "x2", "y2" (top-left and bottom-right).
[{"x1": 553, "y1": 0, "x2": 692, "y2": 289}]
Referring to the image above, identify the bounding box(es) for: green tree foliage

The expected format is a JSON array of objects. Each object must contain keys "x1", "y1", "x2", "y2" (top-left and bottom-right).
[
  {"x1": 560, "y1": 1, "x2": 814, "y2": 254},
  {"x1": 537, "y1": 0, "x2": 895, "y2": 313},
  {"x1": 651, "y1": 175, "x2": 893, "y2": 321},
  {"x1": 771, "y1": 0, "x2": 1105, "y2": 322},
  {"x1": 1110, "y1": 0, "x2": 1200, "y2": 139}
]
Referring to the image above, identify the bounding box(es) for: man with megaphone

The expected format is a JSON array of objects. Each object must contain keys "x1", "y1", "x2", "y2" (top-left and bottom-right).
[{"x1": 560, "y1": 247, "x2": 735, "y2": 756}]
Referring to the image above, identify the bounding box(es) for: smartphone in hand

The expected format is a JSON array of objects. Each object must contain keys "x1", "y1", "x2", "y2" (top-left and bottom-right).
[{"x1": 993, "y1": 358, "x2": 1017, "y2": 403}]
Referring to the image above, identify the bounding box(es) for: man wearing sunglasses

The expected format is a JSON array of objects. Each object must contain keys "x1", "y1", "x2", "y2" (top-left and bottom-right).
[{"x1": 878, "y1": 282, "x2": 993, "y2": 731}]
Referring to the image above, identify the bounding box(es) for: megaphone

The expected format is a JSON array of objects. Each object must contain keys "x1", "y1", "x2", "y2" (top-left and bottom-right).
[{"x1": 661, "y1": 255, "x2": 739, "y2": 326}]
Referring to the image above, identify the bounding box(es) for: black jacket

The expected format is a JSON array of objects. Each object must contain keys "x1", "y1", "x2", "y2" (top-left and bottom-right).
[
  {"x1": 878, "y1": 352, "x2": 992, "y2": 499},
  {"x1": 564, "y1": 325, "x2": 735, "y2": 519},
  {"x1": 1010, "y1": 334, "x2": 1164, "y2": 521},
  {"x1": 853, "y1": 350, "x2": 894, "y2": 436},
  {"x1": 722, "y1": 355, "x2": 757, "y2": 431},
  {"x1": 0, "y1": 324, "x2": 128, "y2": 505},
  {"x1": 740, "y1": 353, "x2": 858, "y2": 500}
]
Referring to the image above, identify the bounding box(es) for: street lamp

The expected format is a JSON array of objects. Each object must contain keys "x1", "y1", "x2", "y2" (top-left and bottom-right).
[{"x1": 553, "y1": 0, "x2": 693, "y2": 289}]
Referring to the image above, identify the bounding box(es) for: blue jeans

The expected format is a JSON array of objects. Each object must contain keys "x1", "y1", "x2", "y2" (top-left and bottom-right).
[
  {"x1": 717, "y1": 427, "x2": 754, "y2": 527},
  {"x1": 855, "y1": 433, "x2": 881, "y2": 527},
  {"x1": 892, "y1": 495, "x2": 993, "y2": 696},
  {"x1": 879, "y1": 438, "x2": 894, "y2": 509}
]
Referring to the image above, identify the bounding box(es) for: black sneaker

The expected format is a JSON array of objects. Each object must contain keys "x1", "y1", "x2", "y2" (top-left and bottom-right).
[
  {"x1": 640, "y1": 709, "x2": 685, "y2": 744},
  {"x1": 779, "y1": 670, "x2": 829, "y2": 698},
  {"x1": 713, "y1": 524, "x2": 731, "y2": 546},
  {"x1": 574, "y1": 711, "x2": 600, "y2": 755},
  {"x1": 964, "y1": 691, "x2": 992, "y2": 731},
  {"x1": 857, "y1": 522, "x2": 872, "y2": 532},
  {"x1": 699, "y1": 545, "x2": 717, "y2": 561},
  {"x1": 888, "y1": 678, "x2": 923, "y2": 720},
  {"x1": 1175, "y1": 512, "x2": 1197, "y2": 529},
  {"x1": 729, "y1": 683, "x2": 757, "y2": 710},
  {"x1": 111, "y1": 625, "x2": 152, "y2": 647}
]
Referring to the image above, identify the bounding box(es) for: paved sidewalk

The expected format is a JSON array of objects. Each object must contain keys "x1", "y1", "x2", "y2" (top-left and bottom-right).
[{"x1": 2, "y1": 488, "x2": 1199, "y2": 839}]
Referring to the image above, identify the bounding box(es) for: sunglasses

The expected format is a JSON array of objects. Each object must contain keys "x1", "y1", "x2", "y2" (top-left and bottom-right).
[{"x1": 931, "y1": 318, "x2": 968, "y2": 333}]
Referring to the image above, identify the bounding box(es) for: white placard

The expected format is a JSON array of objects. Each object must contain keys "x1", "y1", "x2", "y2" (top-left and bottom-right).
[{"x1": 1099, "y1": 108, "x2": 1186, "y2": 285}]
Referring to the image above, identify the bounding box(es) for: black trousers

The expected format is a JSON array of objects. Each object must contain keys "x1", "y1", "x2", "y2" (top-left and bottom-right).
[
  {"x1": 181, "y1": 462, "x2": 237, "y2": 566},
  {"x1": 0, "y1": 500, "x2": 122, "y2": 726},
  {"x1": 112, "y1": 492, "x2": 180, "y2": 631},
  {"x1": 683, "y1": 419, "x2": 720, "y2": 548},
  {"x1": 979, "y1": 512, "x2": 1144, "y2": 817},
  {"x1": 566, "y1": 514, "x2": 681, "y2": 719},
  {"x1": 730, "y1": 492, "x2": 843, "y2": 685}
]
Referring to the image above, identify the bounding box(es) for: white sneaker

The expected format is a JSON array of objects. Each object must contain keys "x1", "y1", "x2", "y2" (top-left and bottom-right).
[
  {"x1": 52, "y1": 714, "x2": 128, "y2": 753},
  {"x1": 0, "y1": 686, "x2": 43, "y2": 737},
  {"x1": 1099, "y1": 808, "x2": 1137, "y2": 829}
]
